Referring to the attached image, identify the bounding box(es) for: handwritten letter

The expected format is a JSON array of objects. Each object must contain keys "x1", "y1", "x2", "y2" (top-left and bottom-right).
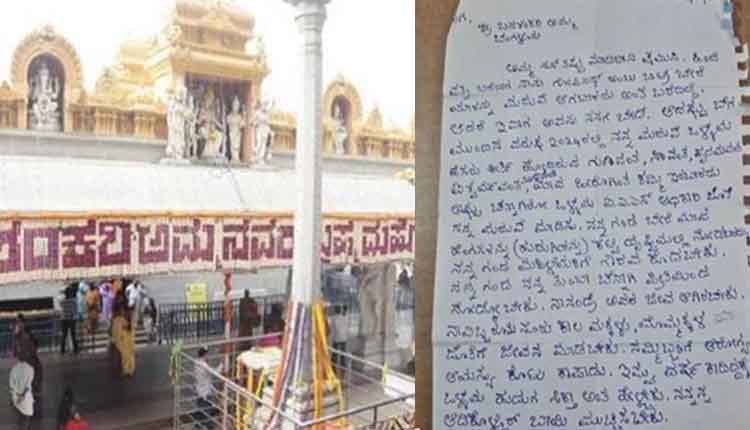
[{"x1": 434, "y1": 1, "x2": 750, "y2": 428}]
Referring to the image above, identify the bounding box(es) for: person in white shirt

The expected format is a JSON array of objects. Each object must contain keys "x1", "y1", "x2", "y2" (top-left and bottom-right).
[
  {"x1": 125, "y1": 283, "x2": 136, "y2": 308},
  {"x1": 138, "y1": 284, "x2": 149, "y2": 326},
  {"x1": 9, "y1": 357, "x2": 34, "y2": 430},
  {"x1": 193, "y1": 347, "x2": 223, "y2": 429},
  {"x1": 126, "y1": 282, "x2": 142, "y2": 326},
  {"x1": 331, "y1": 306, "x2": 350, "y2": 370}
]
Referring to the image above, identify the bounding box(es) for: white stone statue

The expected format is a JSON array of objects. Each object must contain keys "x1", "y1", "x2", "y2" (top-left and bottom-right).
[
  {"x1": 185, "y1": 94, "x2": 198, "y2": 158},
  {"x1": 332, "y1": 104, "x2": 348, "y2": 155},
  {"x1": 29, "y1": 60, "x2": 61, "y2": 132},
  {"x1": 200, "y1": 122, "x2": 225, "y2": 159},
  {"x1": 197, "y1": 87, "x2": 227, "y2": 161},
  {"x1": 225, "y1": 96, "x2": 246, "y2": 162},
  {"x1": 251, "y1": 100, "x2": 274, "y2": 165},
  {"x1": 165, "y1": 85, "x2": 188, "y2": 159},
  {"x1": 250, "y1": 36, "x2": 266, "y2": 58}
]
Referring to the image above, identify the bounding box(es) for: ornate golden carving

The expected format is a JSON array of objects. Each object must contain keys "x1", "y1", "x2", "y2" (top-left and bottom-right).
[
  {"x1": 271, "y1": 109, "x2": 296, "y2": 128},
  {"x1": 170, "y1": 0, "x2": 255, "y2": 48},
  {"x1": 10, "y1": 25, "x2": 84, "y2": 93},
  {"x1": 364, "y1": 106, "x2": 383, "y2": 131},
  {"x1": 0, "y1": 81, "x2": 20, "y2": 101},
  {"x1": 323, "y1": 75, "x2": 363, "y2": 122}
]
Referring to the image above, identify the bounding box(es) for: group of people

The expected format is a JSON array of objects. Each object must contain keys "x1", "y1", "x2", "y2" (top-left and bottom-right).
[
  {"x1": 236, "y1": 290, "x2": 350, "y2": 357},
  {"x1": 59, "y1": 279, "x2": 157, "y2": 378},
  {"x1": 10, "y1": 315, "x2": 89, "y2": 429},
  {"x1": 237, "y1": 291, "x2": 286, "y2": 348}
]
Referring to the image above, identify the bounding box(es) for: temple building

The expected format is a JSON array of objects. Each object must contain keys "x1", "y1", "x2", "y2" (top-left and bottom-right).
[
  {"x1": 0, "y1": 0, "x2": 414, "y2": 371},
  {"x1": 0, "y1": 1, "x2": 414, "y2": 168}
]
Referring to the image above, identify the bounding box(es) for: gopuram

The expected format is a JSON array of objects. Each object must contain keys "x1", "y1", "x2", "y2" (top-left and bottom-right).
[{"x1": 0, "y1": 0, "x2": 414, "y2": 371}]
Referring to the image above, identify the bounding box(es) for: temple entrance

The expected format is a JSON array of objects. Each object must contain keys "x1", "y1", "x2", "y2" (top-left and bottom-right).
[{"x1": 27, "y1": 54, "x2": 65, "y2": 132}]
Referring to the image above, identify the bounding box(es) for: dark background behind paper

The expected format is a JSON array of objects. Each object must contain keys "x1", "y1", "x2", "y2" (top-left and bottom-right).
[{"x1": 414, "y1": 1, "x2": 750, "y2": 429}]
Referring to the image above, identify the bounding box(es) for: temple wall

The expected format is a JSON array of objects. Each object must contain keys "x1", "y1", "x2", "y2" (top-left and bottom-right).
[
  {"x1": 0, "y1": 100, "x2": 413, "y2": 164},
  {"x1": 0, "y1": 129, "x2": 411, "y2": 177}
]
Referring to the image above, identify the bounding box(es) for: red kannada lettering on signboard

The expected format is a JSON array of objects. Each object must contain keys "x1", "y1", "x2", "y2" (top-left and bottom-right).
[{"x1": 0, "y1": 215, "x2": 414, "y2": 284}]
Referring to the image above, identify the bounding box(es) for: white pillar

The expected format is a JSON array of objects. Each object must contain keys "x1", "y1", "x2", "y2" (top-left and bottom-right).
[{"x1": 285, "y1": 0, "x2": 330, "y2": 306}]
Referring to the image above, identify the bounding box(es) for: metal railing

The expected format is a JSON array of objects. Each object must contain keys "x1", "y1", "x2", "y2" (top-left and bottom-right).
[
  {"x1": 0, "y1": 314, "x2": 123, "y2": 357},
  {"x1": 158, "y1": 294, "x2": 287, "y2": 345},
  {"x1": 172, "y1": 334, "x2": 415, "y2": 429}
]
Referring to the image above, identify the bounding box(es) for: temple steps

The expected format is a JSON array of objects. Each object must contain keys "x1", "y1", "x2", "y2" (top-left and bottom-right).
[{"x1": 75, "y1": 325, "x2": 155, "y2": 354}]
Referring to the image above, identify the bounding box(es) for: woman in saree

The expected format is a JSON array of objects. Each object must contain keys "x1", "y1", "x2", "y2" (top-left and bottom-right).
[
  {"x1": 109, "y1": 304, "x2": 135, "y2": 377},
  {"x1": 85, "y1": 286, "x2": 101, "y2": 335}
]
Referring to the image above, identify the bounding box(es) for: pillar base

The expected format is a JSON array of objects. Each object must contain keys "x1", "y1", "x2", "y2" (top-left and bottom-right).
[{"x1": 253, "y1": 379, "x2": 342, "y2": 429}]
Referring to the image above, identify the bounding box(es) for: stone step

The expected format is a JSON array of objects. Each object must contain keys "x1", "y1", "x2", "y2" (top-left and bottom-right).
[{"x1": 73, "y1": 328, "x2": 155, "y2": 353}]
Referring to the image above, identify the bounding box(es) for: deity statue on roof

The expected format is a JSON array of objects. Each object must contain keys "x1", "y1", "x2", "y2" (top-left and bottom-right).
[
  {"x1": 251, "y1": 100, "x2": 274, "y2": 165},
  {"x1": 332, "y1": 104, "x2": 348, "y2": 155},
  {"x1": 28, "y1": 60, "x2": 62, "y2": 132},
  {"x1": 165, "y1": 85, "x2": 188, "y2": 159},
  {"x1": 225, "y1": 96, "x2": 246, "y2": 163},
  {"x1": 197, "y1": 86, "x2": 227, "y2": 161},
  {"x1": 185, "y1": 94, "x2": 198, "y2": 158}
]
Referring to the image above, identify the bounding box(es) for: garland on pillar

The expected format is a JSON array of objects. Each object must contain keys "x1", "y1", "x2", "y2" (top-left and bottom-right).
[
  {"x1": 264, "y1": 300, "x2": 346, "y2": 429},
  {"x1": 265, "y1": 300, "x2": 302, "y2": 429},
  {"x1": 312, "y1": 301, "x2": 345, "y2": 424}
]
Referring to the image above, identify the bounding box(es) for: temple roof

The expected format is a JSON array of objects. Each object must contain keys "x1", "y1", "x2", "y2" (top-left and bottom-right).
[{"x1": 0, "y1": 156, "x2": 414, "y2": 215}]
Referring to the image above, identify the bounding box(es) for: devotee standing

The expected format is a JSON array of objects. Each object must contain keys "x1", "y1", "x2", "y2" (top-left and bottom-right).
[
  {"x1": 331, "y1": 306, "x2": 350, "y2": 369},
  {"x1": 13, "y1": 314, "x2": 33, "y2": 362},
  {"x1": 85, "y1": 286, "x2": 101, "y2": 335},
  {"x1": 60, "y1": 285, "x2": 79, "y2": 355},
  {"x1": 143, "y1": 297, "x2": 158, "y2": 343},
  {"x1": 111, "y1": 278, "x2": 123, "y2": 299},
  {"x1": 76, "y1": 282, "x2": 88, "y2": 322},
  {"x1": 9, "y1": 355, "x2": 34, "y2": 430},
  {"x1": 133, "y1": 283, "x2": 148, "y2": 327},
  {"x1": 57, "y1": 388, "x2": 75, "y2": 430},
  {"x1": 99, "y1": 281, "x2": 114, "y2": 328},
  {"x1": 25, "y1": 332, "x2": 42, "y2": 402},
  {"x1": 258, "y1": 304, "x2": 285, "y2": 347},
  {"x1": 193, "y1": 346, "x2": 223, "y2": 429},
  {"x1": 238, "y1": 290, "x2": 260, "y2": 349},
  {"x1": 110, "y1": 303, "x2": 136, "y2": 377},
  {"x1": 114, "y1": 287, "x2": 128, "y2": 318},
  {"x1": 126, "y1": 281, "x2": 142, "y2": 326}
]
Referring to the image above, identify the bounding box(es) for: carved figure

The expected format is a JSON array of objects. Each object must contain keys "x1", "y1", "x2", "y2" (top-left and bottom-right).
[
  {"x1": 197, "y1": 86, "x2": 227, "y2": 160},
  {"x1": 200, "y1": 121, "x2": 225, "y2": 159},
  {"x1": 165, "y1": 85, "x2": 188, "y2": 159},
  {"x1": 251, "y1": 100, "x2": 274, "y2": 165},
  {"x1": 225, "y1": 96, "x2": 246, "y2": 162},
  {"x1": 185, "y1": 94, "x2": 198, "y2": 158},
  {"x1": 332, "y1": 104, "x2": 348, "y2": 155},
  {"x1": 29, "y1": 60, "x2": 61, "y2": 131}
]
